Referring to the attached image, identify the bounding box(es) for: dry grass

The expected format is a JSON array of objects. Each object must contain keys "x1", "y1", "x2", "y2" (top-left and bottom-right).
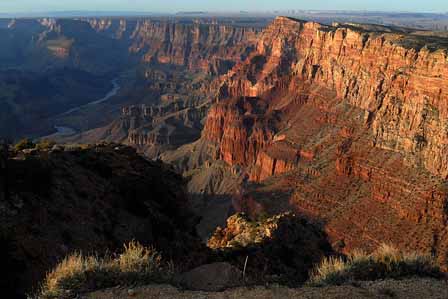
[
  {"x1": 38, "y1": 241, "x2": 172, "y2": 299},
  {"x1": 41, "y1": 253, "x2": 106, "y2": 298},
  {"x1": 308, "y1": 244, "x2": 441, "y2": 286},
  {"x1": 309, "y1": 256, "x2": 348, "y2": 285},
  {"x1": 118, "y1": 241, "x2": 161, "y2": 272},
  {"x1": 35, "y1": 139, "x2": 56, "y2": 151},
  {"x1": 14, "y1": 138, "x2": 35, "y2": 151}
]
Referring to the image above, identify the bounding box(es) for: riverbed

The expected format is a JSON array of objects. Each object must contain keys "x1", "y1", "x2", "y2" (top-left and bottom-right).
[{"x1": 52, "y1": 78, "x2": 121, "y2": 137}]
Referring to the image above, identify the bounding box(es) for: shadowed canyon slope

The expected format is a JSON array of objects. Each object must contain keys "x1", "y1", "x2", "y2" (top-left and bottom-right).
[
  {"x1": 73, "y1": 23, "x2": 260, "y2": 157},
  {"x1": 3, "y1": 17, "x2": 260, "y2": 73},
  {"x1": 0, "y1": 144, "x2": 203, "y2": 298},
  {"x1": 0, "y1": 144, "x2": 334, "y2": 298},
  {"x1": 161, "y1": 17, "x2": 448, "y2": 269},
  {"x1": 0, "y1": 18, "x2": 262, "y2": 139}
]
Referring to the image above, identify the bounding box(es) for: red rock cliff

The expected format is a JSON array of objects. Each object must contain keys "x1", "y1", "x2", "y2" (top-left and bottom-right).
[
  {"x1": 199, "y1": 17, "x2": 448, "y2": 268},
  {"x1": 215, "y1": 17, "x2": 448, "y2": 177},
  {"x1": 202, "y1": 96, "x2": 276, "y2": 166}
]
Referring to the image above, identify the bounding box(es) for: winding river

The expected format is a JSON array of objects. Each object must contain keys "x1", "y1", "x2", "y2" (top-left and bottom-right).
[{"x1": 52, "y1": 78, "x2": 121, "y2": 137}]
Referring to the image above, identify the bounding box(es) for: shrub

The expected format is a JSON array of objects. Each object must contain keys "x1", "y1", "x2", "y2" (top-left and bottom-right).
[
  {"x1": 14, "y1": 138, "x2": 35, "y2": 151},
  {"x1": 308, "y1": 244, "x2": 441, "y2": 286},
  {"x1": 308, "y1": 256, "x2": 348, "y2": 286},
  {"x1": 36, "y1": 139, "x2": 56, "y2": 151},
  {"x1": 38, "y1": 241, "x2": 172, "y2": 299},
  {"x1": 117, "y1": 241, "x2": 169, "y2": 284},
  {"x1": 41, "y1": 253, "x2": 103, "y2": 298}
]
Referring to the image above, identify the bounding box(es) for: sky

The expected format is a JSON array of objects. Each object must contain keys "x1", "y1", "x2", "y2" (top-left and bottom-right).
[{"x1": 0, "y1": 0, "x2": 447, "y2": 13}]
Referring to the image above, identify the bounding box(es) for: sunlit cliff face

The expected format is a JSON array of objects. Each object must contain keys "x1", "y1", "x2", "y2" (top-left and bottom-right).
[{"x1": 191, "y1": 17, "x2": 448, "y2": 269}]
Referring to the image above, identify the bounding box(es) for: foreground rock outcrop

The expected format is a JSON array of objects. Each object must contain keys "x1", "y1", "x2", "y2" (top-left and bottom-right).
[
  {"x1": 0, "y1": 144, "x2": 201, "y2": 298},
  {"x1": 208, "y1": 213, "x2": 332, "y2": 284}
]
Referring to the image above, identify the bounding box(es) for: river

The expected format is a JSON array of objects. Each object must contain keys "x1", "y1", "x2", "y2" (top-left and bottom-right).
[{"x1": 52, "y1": 78, "x2": 121, "y2": 137}]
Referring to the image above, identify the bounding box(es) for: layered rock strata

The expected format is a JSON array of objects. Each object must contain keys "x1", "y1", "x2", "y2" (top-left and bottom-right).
[
  {"x1": 190, "y1": 17, "x2": 448, "y2": 269},
  {"x1": 88, "y1": 18, "x2": 261, "y2": 75}
]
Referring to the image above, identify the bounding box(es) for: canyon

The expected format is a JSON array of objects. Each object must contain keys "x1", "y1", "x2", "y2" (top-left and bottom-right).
[
  {"x1": 2, "y1": 14, "x2": 448, "y2": 298},
  {"x1": 49, "y1": 16, "x2": 448, "y2": 270},
  {"x1": 160, "y1": 17, "x2": 448, "y2": 270},
  {"x1": 0, "y1": 17, "x2": 263, "y2": 139}
]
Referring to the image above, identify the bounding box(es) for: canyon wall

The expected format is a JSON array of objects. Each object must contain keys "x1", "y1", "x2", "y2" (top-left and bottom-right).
[
  {"x1": 212, "y1": 17, "x2": 448, "y2": 178},
  {"x1": 123, "y1": 102, "x2": 208, "y2": 156},
  {"x1": 84, "y1": 19, "x2": 261, "y2": 153},
  {"x1": 192, "y1": 17, "x2": 448, "y2": 268},
  {"x1": 2, "y1": 18, "x2": 260, "y2": 74},
  {"x1": 88, "y1": 18, "x2": 261, "y2": 75}
]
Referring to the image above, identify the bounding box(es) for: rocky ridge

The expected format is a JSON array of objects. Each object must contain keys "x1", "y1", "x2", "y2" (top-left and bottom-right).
[
  {"x1": 166, "y1": 17, "x2": 448, "y2": 269},
  {"x1": 207, "y1": 212, "x2": 332, "y2": 284},
  {"x1": 87, "y1": 18, "x2": 261, "y2": 75},
  {"x1": 0, "y1": 144, "x2": 201, "y2": 298}
]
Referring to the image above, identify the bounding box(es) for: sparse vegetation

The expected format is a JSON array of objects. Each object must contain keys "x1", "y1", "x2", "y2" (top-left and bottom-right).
[
  {"x1": 308, "y1": 244, "x2": 441, "y2": 286},
  {"x1": 38, "y1": 241, "x2": 173, "y2": 299},
  {"x1": 14, "y1": 138, "x2": 35, "y2": 151},
  {"x1": 13, "y1": 138, "x2": 57, "y2": 152},
  {"x1": 36, "y1": 139, "x2": 56, "y2": 151}
]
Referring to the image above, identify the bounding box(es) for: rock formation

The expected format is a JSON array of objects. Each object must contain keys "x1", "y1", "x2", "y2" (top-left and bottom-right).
[
  {"x1": 4, "y1": 15, "x2": 448, "y2": 286},
  {"x1": 174, "y1": 17, "x2": 448, "y2": 270},
  {"x1": 86, "y1": 18, "x2": 261, "y2": 75},
  {"x1": 0, "y1": 144, "x2": 201, "y2": 298},
  {"x1": 0, "y1": 18, "x2": 262, "y2": 139},
  {"x1": 202, "y1": 97, "x2": 277, "y2": 166},
  {"x1": 130, "y1": 21, "x2": 259, "y2": 75},
  {"x1": 208, "y1": 213, "x2": 332, "y2": 283}
]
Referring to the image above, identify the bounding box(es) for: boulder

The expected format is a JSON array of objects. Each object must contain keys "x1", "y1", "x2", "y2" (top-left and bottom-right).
[{"x1": 179, "y1": 262, "x2": 243, "y2": 291}]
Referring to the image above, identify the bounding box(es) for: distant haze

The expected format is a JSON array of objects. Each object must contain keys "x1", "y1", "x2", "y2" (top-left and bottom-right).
[{"x1": 0, "y1": 0, "x2": 447, "y2": 14}]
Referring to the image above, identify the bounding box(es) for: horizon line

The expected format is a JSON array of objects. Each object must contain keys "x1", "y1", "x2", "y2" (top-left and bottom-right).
[{"x1": 1, "y1": 9, "x2": 447, "y2": 15}]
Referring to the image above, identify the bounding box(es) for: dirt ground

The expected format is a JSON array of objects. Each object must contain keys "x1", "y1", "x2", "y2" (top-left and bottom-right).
[{"x1": 85, "y1": 278, "x2": 448, "y2": 299}]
